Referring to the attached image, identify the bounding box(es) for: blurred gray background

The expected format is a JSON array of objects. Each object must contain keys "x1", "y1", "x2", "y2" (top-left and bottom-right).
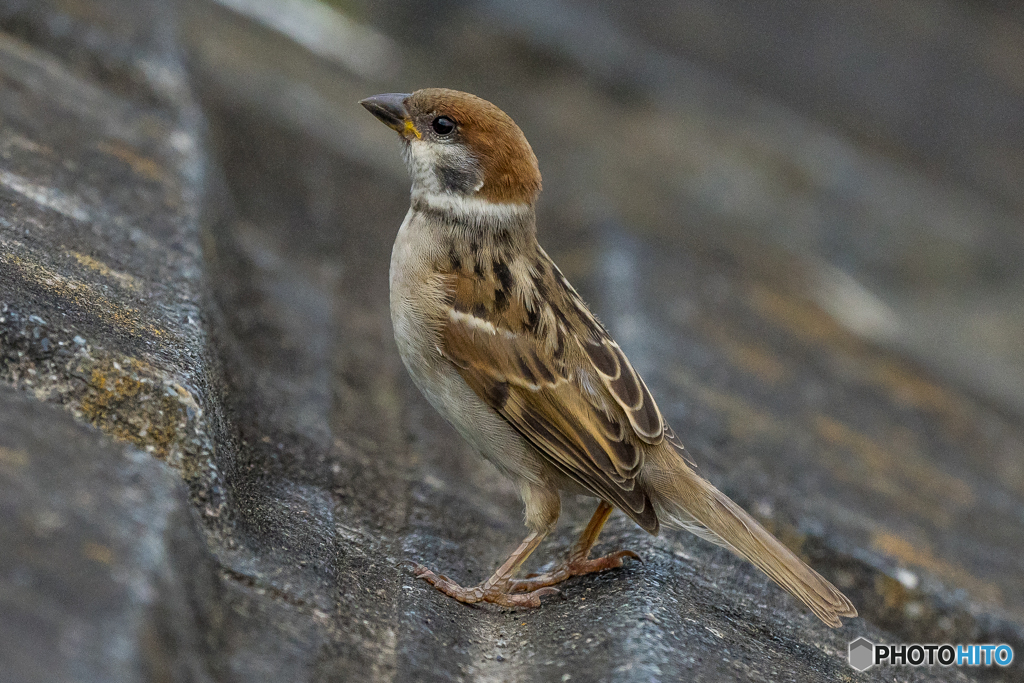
[{"x1": 208, "y1": 0, "x2": 1024, "y2": 417}]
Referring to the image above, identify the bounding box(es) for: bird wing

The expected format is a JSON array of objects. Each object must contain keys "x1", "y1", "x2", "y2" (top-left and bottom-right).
[{"x1": 439, "y1": 248, "x2": 666, "y2": 532}]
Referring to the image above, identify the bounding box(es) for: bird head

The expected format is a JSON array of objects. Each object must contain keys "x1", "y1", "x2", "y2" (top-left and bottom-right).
[{"x1": 360, "y1": 88, "x2": 542, "y2": 209}]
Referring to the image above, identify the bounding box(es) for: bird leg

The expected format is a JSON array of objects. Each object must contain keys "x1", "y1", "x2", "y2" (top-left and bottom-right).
[
  {"x1": 509, "y1": 501, "x2": 638, "y2": 593},
  {"x1": 410, "y1": 530, "x2": 561, "y2": 607}
]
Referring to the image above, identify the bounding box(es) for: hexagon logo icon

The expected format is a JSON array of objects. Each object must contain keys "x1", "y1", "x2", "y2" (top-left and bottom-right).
[{"x1": 848, "y1": 637, "x2": 875, "y2": 671}]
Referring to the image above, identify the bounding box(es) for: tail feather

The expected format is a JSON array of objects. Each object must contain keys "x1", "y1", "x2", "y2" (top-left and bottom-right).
[{"x1": 647, "y1": 449, "x2": 857, "y2": 627}]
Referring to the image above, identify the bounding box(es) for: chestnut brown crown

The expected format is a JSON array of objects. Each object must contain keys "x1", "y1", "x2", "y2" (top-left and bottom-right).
[{"x1": 361, "y1": 88, "x2": 542, "y2": 205}]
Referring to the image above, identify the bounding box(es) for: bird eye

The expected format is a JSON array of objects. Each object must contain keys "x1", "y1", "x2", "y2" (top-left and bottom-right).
[{"x1": 431, "y1": 116, "x2": 456, "y2": 136}]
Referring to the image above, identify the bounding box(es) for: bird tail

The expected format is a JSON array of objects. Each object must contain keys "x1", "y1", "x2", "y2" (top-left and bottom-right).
[{"x1": 644, "y1": 447, "x2": 857, "y2": 627}]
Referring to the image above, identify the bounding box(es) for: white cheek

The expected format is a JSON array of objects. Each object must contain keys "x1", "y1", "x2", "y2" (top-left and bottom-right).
[
  {"x1": 405, "y1": 140, "x2": 439, "y2": 191},
  {"x1": 405, "y1": 140, "x2": 483, "y2": 195}
]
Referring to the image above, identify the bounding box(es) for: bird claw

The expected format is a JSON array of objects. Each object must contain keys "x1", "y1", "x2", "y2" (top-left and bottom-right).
[
  {"x1": 509, "y1": 547, "x2": 640, "y2": 592},
  {"x1": 537, "y1": 586, "x2": 562, "y2": 600},
  {"x1": 401, "y1": 545, "x2": 637, "y2": 605},
  {"x1": 610, "y1": 549, "x2": 641, "y2": 569},
  {"x1": 404, "y1": 560, "x2": 559, "y2": 608}
]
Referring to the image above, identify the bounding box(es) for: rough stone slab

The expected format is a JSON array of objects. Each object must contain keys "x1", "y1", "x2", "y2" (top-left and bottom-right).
[
  {"x1": 0, "y1": 385, "x2": 220, "y2": 683},
  {"x1": 0, "y1": 3, "x2": 228, "y2": 681},
  {"x1": 0, "y1": 2, "x2": 223, "y2": 499}
]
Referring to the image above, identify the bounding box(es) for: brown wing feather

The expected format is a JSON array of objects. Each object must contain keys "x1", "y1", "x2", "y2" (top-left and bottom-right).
[
  {"x1": 439, "y1": 250, "x2": 666, "y2": 533},
  {"x1": 581, "y1": 338, "x2": 663, "y2": 442},
  {"x1": 663, "y1": 423, "x2": 697, "y2": 468},
  {"x1": 458, "y1": 364, "x2": 655, "y2": 528},
  {"x1": 545, "y1": 254, "x2": 664, "y2": 444}
]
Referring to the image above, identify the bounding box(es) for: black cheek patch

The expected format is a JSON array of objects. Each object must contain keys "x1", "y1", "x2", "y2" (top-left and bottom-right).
[{"x1": 435, "y1": 163, "x2": 479, "y2": 194}]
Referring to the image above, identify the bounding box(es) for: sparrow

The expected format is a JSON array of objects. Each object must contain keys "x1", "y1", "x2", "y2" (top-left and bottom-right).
[{"x1": 360, "y1": 88, "x2": 857, "y2": 627}]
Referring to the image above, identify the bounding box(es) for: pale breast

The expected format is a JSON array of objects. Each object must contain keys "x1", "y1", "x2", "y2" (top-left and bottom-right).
[{"x1": 388, "y1": 208, "x2": 548, "y2": 487}]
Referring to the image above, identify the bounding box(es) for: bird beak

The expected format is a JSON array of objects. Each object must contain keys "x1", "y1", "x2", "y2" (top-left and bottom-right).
[{"x1": 359, "y1": 93, "x2": 421, "y2": 140}]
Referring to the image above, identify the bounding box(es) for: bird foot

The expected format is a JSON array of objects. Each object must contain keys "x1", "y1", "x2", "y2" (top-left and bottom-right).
[
  {"x1": 409, "y1": 563, "x2": 560, "y2": 608},
  {"x1": 509, "y1": 549, "x2": 640, "y2": 593}
]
